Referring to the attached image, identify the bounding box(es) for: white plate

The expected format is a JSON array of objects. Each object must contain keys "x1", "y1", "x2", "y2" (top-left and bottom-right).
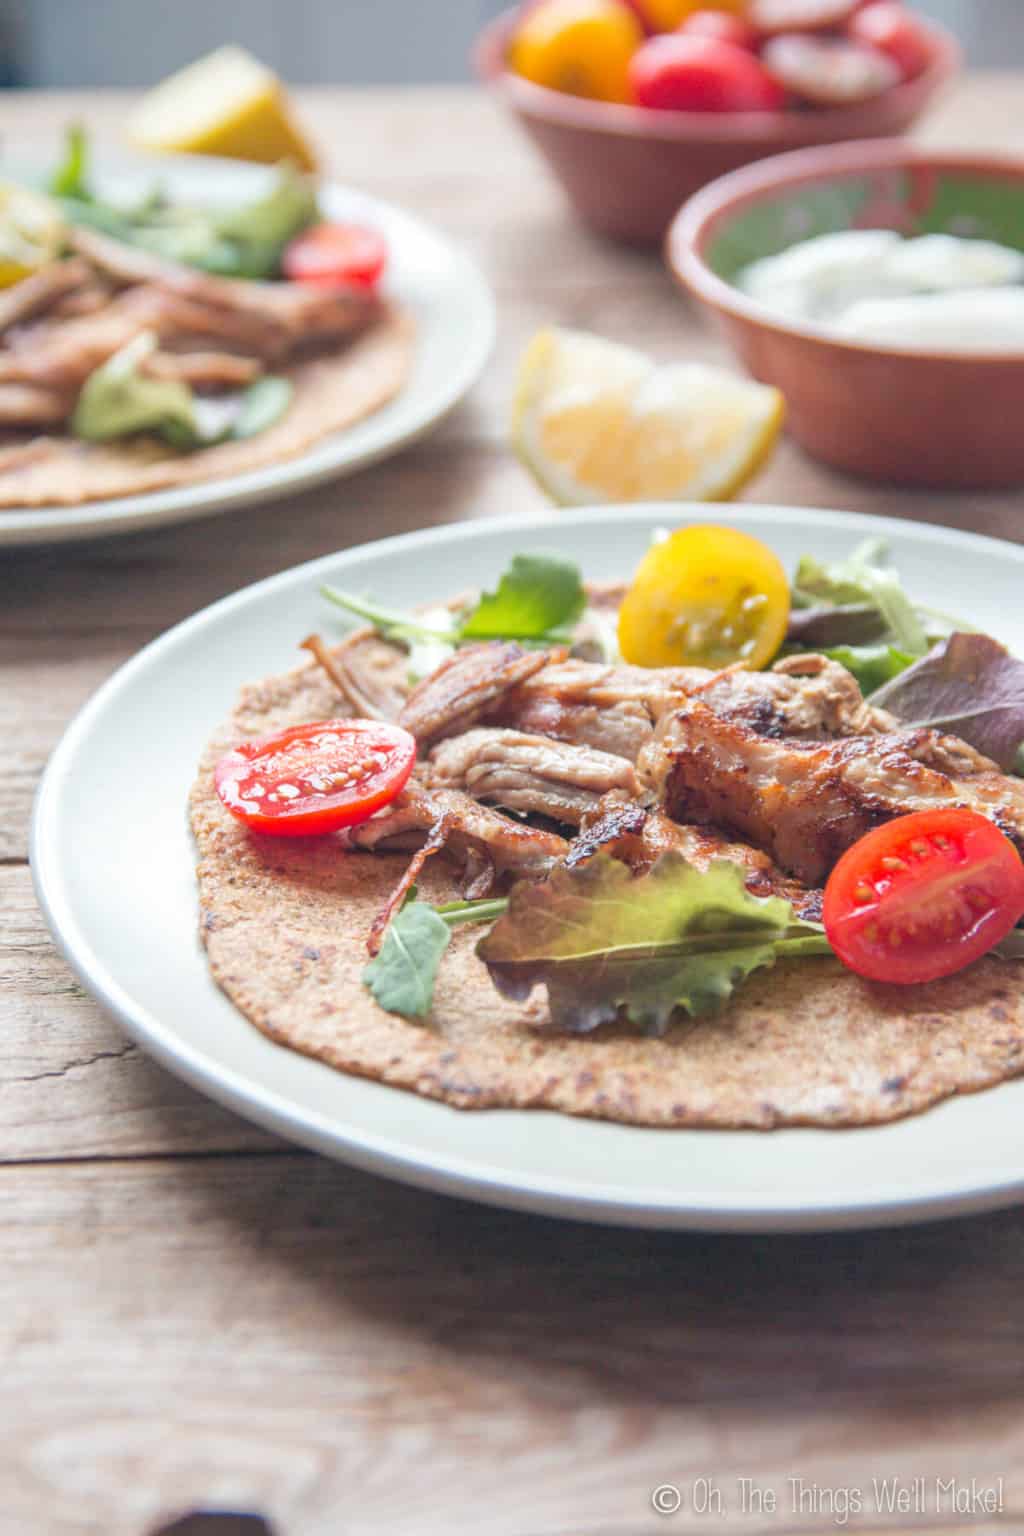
[
  {"x1": 0, "y1": 149, "x2": 495, "y2": 547},
  {"x1": 32, "y1": 505, "x2": 1024, "y2": 1231}
]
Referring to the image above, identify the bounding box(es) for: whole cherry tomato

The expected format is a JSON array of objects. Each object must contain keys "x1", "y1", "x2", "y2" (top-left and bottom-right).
[
  {"x1": 823, "y1": 809, "x2": 1024, "y2": 986},
  {"x1": 215, "y1": 719, "x2": 416, "y2": 837},
  {"x1": 848, "y1": 2, "x2": 934, "y2": 80},
  {"x1": 630, "y1": 35, "x2": 786, "y2": 110},
  {"x1": 677, "y1": 9, "x2": 758, "y2": 51},
  {"x1": 510, "y1": 0, "x2": 643, "y2": 102},
  {"x1": 282, "y1": 223, "x2": 387, "y2": 289}
]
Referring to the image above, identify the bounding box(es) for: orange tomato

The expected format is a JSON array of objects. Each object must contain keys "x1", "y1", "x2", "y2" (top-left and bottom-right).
[
  {"x1": 510, "y1": 0, "x2": 643, "y2": 102},
  {"x1": 628, "y1": 0, "x2": 747, "y2": 33}
]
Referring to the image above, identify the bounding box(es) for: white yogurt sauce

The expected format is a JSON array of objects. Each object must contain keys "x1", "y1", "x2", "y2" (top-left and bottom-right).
[{"x1": 736, "y1": 231, "x2": 1024, "y2": 352}]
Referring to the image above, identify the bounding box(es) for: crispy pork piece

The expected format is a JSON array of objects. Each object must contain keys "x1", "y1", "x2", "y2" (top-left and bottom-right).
[
  {"x1": 635, "y1": 810, "x2": 823, "y2": 921},
  {"x1": 348, "y1": 779, "x2": 568, "y2": 883},
  {"x1": 428, "y1": 728, "x2": 639, "y2": 826},
  {"x1": 641, "y1": 698, "x2": 1024, "y2": 885},
  {"x1": 70, "y1": 228, "x2": 380, "y2": 351},
  {"x1": 0, "y1": 286, "x2": 163, "y2": 390},
  {"x1": 565, "y1": 793, "x2": 822, "y2": 919},
  {"x1": 0, "y1": 283, "x2": 287, "y2": 392},
  {"x1": 0, "y1": 382, "x2": 74, "y2": 427},
  {"x1": 0, "y1": 258, "x2": 95, "y2": 333},
  {"x1": 505, "y1": 652, "x2": 892, "y2": 752},
  {"x1": 497, "y1": 690, "x2": 655, "y2": 761},
  {"x1": 399, "y1": 642, "x2": 563, "y2": 748},
  {"x1": 705, "y1": 653, "x2": 894, "y2": 738},
  {"x1": 47, "y1": 280, "x2": 115, "y2": 320},
  {"x1": 563, "y1": 792, "x2": 650, "y2": 868},
  {"x1": 142, "y1": 349, "x2": 262, "y2": 389},
  {"x1": 301, "y1": 631, "x2": 411, "y2": 723}
]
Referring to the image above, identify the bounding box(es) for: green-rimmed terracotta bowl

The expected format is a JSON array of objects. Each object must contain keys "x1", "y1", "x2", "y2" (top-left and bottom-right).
[{"x1": 668, "y1": 141, "x2": 1024, "y2": 488}]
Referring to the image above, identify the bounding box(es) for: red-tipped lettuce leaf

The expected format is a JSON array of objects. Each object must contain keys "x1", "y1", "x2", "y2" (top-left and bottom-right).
[
  {"x1": 476, "y1": 852, "x2": 828, "y2": 1035},
  {"x1": 870, "y1": 632, "x2": 1024, "y2": 771}
]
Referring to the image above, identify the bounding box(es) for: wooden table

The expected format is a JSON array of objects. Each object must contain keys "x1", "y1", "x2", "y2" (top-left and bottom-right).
[{"x1": 5, "y1": 81, "x2": 1024, "y2": 1536}]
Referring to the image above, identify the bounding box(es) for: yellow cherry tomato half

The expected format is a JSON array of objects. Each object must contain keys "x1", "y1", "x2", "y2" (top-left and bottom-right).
[
  {"x1": 618, "y1": 524, "x2": 790, "y2": 670},
  {"x1": 510, "y1": 0, "x2": 644, "y2": 103}
]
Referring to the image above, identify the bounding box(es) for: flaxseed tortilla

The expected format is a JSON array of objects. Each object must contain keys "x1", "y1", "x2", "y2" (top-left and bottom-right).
[
  {"x1": 0, "y1": 306, "x2": 414, "y2": 508},
  {"x1": 189, "y1": 646, "x2": 1024, "y2": 1130}
]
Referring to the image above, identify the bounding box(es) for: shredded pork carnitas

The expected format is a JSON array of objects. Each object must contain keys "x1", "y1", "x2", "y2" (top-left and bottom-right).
[
  {"x1": 0, "y1": 233, "x2": 380, "y2": 431},
  {"x1": 295, "y1": 620, "x2": 1024, "y2": 954}
]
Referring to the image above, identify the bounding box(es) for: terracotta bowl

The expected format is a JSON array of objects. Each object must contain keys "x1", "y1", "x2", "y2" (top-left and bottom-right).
[
  {"x1": 473, "y1": 8, "x2": 959, "y2": 246},
  {"x1": 667, "y1": 141, "x2": 1024, "y2": 489}
]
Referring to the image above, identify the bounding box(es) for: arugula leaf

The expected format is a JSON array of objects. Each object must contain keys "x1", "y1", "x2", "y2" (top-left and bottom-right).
[
  {"x1": 364, "y1": 903, "x2": 452, "y2": 1019},
  {"x1": 231, "y1": 376, "x2": 293, "y2": 441},
  {"x1": 869, "y1": 632, "x2": 1024, "y2": 770},
  {"x1": 477, "y1": 853, "x2": 830, "y2": 1035},
  {"x1": 322, "y1": 586, "x2": 459, "y2": 646},
  {"x1": 324, "y1": 552, "x2": 586, "y2": 654},
  {"x1": 363, "y1": 895, "x2": 509, "y2": 1019},
  {"x1": 49, "y1": 122, "x2": 90, "y2": 200},
  {"x1": 459, "y1": 553, "x2": 585, "y2": 641},
  {"x1": 823, "y1": 643, "x2": 915, "y2": 695}
]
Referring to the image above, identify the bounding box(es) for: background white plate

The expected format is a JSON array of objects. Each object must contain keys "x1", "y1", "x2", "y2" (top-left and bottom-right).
[
  {"x1": 31, "y1": 505, "x2": 1024, "y2": 1231},
  {"x1": 0, "y1": 149, "x2": 495, "y2": 546}
]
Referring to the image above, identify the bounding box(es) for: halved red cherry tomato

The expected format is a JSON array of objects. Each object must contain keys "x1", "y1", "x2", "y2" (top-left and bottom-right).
[
  {"x1": 748, "y1": 0, "x2": 864, "y2": 37},
  {"x1": 848, "y1": 2, "x2": 933, "y2": 80},
  {"x1": 629, "y1": 35, "x2": 786, "y2": 111},
  {"x1": 823, "y1": 809, "x2": 1024, "y2": 986},
  {"x1": 762, "y1": 33, "x2": 900, "y2": 104},
  {"x1": 281, "y1": 222, "x2": 387, "y2": 289},
  {"x1": 677, "y1": 10, "x2": 758, "y2": 52},
  {"x1": 215, "y1": 719, "x2": 415, "y2": 837}
]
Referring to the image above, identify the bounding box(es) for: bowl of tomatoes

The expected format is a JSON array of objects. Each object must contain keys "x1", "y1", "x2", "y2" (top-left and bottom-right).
[{"x1": 474, "y1": 0, "x2": 959, "y2": 244}]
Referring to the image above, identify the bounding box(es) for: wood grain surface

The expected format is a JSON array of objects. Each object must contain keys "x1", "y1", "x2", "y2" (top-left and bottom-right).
[{"x1": 3, "y1": 80, "x2": 1024, "y2": 1536}]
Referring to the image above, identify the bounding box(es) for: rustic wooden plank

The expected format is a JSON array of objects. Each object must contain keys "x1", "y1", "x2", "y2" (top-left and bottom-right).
[
  {"x1": 2, "y1": 1153, "x2": 1023, "y2": 1536},
  {"x1": 1, "y1": 865, "x2": 281, "y2": 1159}
]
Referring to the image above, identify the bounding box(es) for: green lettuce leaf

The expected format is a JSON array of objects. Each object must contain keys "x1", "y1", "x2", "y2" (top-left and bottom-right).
[
  {"x1": 459, "y1": 553, "x2": 585, "y2": 642},
  {"x1": 823, "y1": 643, "x2": 915, "y2": 695},
  {"x1": 792, "y1": 538, "x2": 927, "y2": 655},
  {"x1": 72, "y1": 334, "x2": 292, "y2": 450},
  {"x1": 72, "y1": 332, "x2": 196, "y2": 444},
  {"x1": 476, "y1": 853, "x2": 830, "y2": 1035}
]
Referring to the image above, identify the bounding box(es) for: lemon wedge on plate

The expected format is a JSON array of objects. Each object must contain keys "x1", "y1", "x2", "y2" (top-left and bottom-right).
[
  {"x1": 128, "y1": 46, "x2": 317, "y2": 171},
  {"x1": 0, "y1": 181, "x2": 65, "y2": 288},
  {"x1": 513, "y1": 327, "x2": 784, "y2": 505}
]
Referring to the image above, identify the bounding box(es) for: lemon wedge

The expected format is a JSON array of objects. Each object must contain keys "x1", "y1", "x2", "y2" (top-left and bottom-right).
[
  {"x1": 128, "y1": 46, "x2": 317, "y2": 172},
  {"x1": 513, "y1": 327, "x2": 784, "y2": 505},
  {"x1": 0, "y1": 181, "x2": 65, "y2": 288}
]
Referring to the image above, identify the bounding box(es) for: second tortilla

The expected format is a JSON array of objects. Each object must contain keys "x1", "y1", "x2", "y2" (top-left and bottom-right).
[{"x1": 0, "y1": 306, "x2": 414, "y2": 508}]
